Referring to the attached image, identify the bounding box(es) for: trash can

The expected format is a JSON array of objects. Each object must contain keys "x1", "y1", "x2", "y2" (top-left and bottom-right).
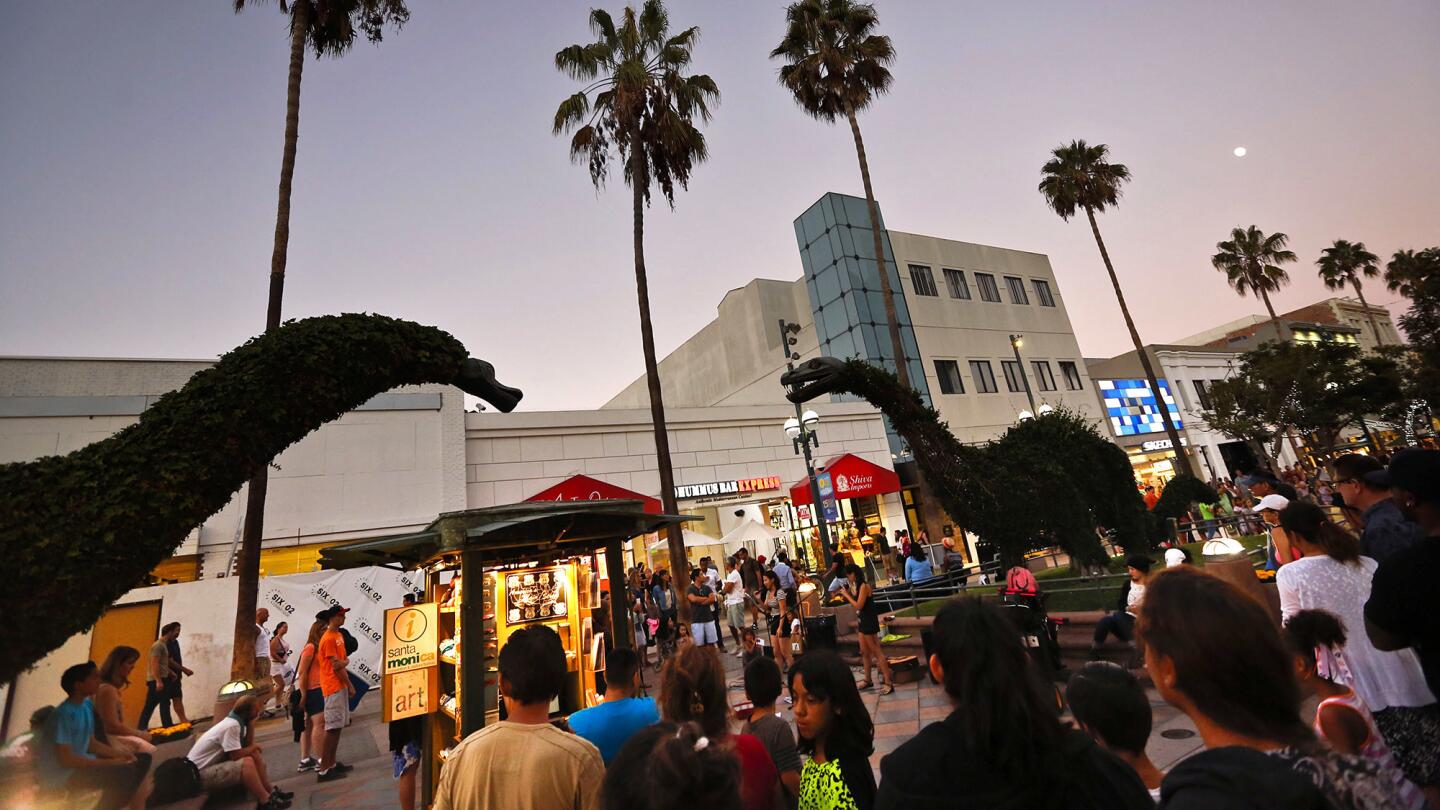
[
  {"x1": 804, "y1": 615, "x2": 837, "y2": 651},
  {"x1": 212, "y1": 679, "x2": 269, "y2": 724}
]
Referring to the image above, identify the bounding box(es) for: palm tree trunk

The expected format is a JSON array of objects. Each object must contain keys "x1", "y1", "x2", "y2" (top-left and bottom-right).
[
  {"x1": 628, "y1": 133, "x2": 687, "y2": 626},
  {"x1": 1259, "y1": 288, "x2": 1284, "y2": 344},
  {"x1": 1352, "y1": 278, "x2": 1386, "y2": 347},
  {"x1": 845, "y1": 108, "x2": 947, "y2": 540},
  {"x1": 1084, "y1": 207, "x2": 1196, "y2": 479},
  {"x1": 845, "y1": 108, "x2": 909, "y2": 390},
  {"x1": 233, "y1": 3, "x2": 306, "y2": 681}
]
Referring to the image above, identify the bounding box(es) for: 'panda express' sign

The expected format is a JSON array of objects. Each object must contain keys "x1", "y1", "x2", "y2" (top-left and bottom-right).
[{"x1": 674, "y1": 475, "x2": 783, "y2": 501}]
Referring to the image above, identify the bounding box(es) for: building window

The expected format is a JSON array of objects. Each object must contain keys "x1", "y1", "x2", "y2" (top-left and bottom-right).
[
  {"x1": 1032, "y1": 361, "x2": 1056, "y2": 392},
  {"x1": 1059, "y1": 361, "x2": 1083, "y2": 391},
  {"x1": 1001, "y1": 360, "x2": 1026, "y2": 393},
  {"x1": 969, "y1": 360, "x2": 998, "y2": 393},
  {"x1": 1032, "y1": 279, "x2": 1056, "y2": 307},
  {"x1": 1004, "y1": 276, "x2": 1030, "y2": 305},
  {"x1": 1193, "y1": 379, "x2": 1214, "y2": 411},
  {"x1": 934, "y1": 360, "x2": 965, "y2": 395},
  {"x1": 909, "y1": 264, "x2": 939, "y2": 297},
  {"x1": 975, "y1": 272, "x2": 1001, "y2": 303},
  {"x1": 943, "y1": 268, "x2": 971, "y2": 300}
]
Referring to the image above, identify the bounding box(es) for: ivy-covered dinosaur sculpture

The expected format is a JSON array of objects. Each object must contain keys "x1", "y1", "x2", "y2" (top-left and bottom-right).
[
  {"x1": 0, "y1": 314, "x2": 521, "y2": 681},
  {"x1": 781, "y1": 357, "x2": 1150, "y2": 569}
]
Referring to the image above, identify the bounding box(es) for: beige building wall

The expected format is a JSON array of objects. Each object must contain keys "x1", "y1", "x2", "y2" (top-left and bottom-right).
[
  {"x1": 886, "y1": 231, "x2": 1102, "y2": 443},
  {"x1": 604, "y1": 233, "x2": 1102, "y2": 447},
  {"x1": 465, "y1": 401, "x2": 904, "y2": 541}
]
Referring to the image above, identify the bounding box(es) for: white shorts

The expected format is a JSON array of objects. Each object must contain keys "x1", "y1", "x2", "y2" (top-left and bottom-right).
[
  {"x1": 323, "y1": 690, "x2": 350, "y2": 731},
  {"x1": 691, "y1": 621, "x2": 718, "y2": 646}
]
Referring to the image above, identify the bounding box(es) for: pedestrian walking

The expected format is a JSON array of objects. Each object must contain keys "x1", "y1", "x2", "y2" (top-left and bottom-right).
[
  {"x1": 139, "y1": 623, "x2": 178, "y2": 730},
  {"x1": 164, "y1": 624, "x2": 192, "y2": 725},
  {"x1": 723, "y1": 556, "x2": 747, "y2": 655}
]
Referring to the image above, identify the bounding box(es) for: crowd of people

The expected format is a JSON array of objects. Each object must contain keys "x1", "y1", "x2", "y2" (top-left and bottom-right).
[{"x1": 19, "y1": 446, "x2": 1439, "y2": 810}]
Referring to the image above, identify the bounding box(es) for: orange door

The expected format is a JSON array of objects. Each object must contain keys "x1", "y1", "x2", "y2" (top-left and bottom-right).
[{"x1": 89, "y1": 601, "x2": 162, "y2": 728}]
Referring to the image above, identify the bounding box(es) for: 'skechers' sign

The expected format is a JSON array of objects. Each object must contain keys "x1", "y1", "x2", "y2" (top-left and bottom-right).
[{"x1": 675, "y1": 475, "x2": 782, "y2": 501}]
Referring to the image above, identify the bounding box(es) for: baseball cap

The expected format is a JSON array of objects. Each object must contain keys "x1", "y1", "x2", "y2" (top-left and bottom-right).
[
  {"x1": 1256, "y1": 494, "x2": 1290, "y2": 512},
  {"x1": 1365, "y1": 449, "x2": 1440, "y2": 503},
  {"x1": 316, "y1": 605, "x2": 350, "y2": 621}
]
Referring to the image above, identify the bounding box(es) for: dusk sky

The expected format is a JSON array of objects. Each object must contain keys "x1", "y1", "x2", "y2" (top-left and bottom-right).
[{"x1": 3, "y1": 1, "x2": 1437, "y2": 411}]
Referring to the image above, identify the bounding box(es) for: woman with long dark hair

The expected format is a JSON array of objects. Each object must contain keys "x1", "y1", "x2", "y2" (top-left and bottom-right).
[
  {"x1": 657, "y1": 645, "x2": 777, "y2": 810},
  {"x1": 877, "y1": 598, "x2": 1149, "y2": 809},
  {"x1": 761, "y1": 569, "x2": 794, "y2": 679},
  {"x1": 1141, "y1": 567, "x2": 1402, "y2": 808},
  {"x1": 838, "y1": 564, "x2": 892, "y2": 695},
  {"x1": 789, "y1": 650, "x2": 875, "y2": 810},
  {"x1": 1276, "y1": 502, "x2": 1439, "y2": 802}
]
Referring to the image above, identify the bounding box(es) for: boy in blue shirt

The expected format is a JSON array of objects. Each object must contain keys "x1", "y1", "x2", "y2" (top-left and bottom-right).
[
  {"x1": 566, "y1": 647, "x2": 658, "y2": 764},
  {"x1": 39, "y1": 661, "x2": 151, "y2": 810}
]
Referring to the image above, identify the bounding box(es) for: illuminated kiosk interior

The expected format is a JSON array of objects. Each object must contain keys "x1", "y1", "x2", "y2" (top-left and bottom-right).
[{"x1": 319, "y1": 500, "x2": 693, "y2": 803}]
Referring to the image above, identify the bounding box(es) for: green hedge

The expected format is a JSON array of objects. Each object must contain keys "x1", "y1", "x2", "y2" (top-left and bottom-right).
[{"x1": 0, "y1": 314, "x2": 488, "y2": 681}]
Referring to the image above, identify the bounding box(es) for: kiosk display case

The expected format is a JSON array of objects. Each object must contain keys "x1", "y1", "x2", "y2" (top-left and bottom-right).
[{"x1": 319, "y1": 500, "x2": 693, "y2": 806}]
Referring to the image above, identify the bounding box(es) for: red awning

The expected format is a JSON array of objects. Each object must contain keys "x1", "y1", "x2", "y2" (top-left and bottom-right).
[
  {"x1": 788, "y1": 453, "x2": 901, "y2": 506},
  {"x1": 525, "y1": 474, "x2": 662, "y2": 515}
]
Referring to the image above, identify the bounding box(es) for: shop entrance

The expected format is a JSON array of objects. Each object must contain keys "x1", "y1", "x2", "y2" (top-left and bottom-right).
[{"x1": 89, "y1": 600, "x2": 162, "y2": 726}]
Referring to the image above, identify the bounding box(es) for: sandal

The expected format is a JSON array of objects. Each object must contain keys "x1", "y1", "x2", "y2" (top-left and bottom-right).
[
  {"x1": 856, "y1": 680, "x2": 874, "y2": 690},
  {"x1": 879, "y1": 684, "x2": 895, "y2": 696}
]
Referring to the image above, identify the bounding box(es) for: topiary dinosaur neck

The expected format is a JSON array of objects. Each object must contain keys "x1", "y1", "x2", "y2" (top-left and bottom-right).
[
  {"x1": 0, "y1": 313, "x2": 493, "y2": 680},
  {"x1": 823, "y1": 360, "x2": 986, "y2": 517}
]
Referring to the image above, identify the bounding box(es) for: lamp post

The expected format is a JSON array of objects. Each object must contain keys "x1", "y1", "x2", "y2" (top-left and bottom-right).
[
  {"x1": 1009, "y1": 334, "x2": 1038, "y2": 413},
  {"x1": 779, "y1": 319, "x2": 833, "y2": 571}
]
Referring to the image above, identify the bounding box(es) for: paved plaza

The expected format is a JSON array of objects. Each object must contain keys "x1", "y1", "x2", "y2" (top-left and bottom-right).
[{"x1": 154, "y1": 650, "x2": 1207, "y2": 809}]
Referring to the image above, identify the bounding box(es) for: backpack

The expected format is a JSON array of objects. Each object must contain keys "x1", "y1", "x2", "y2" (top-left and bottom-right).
[{"x1": 149, "y1": 757, "x2": 202, "y2": 805}]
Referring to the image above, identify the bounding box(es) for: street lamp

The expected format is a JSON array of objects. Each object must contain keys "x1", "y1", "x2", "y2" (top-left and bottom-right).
[
  {"x1": 1018, "y1": 410, "x2": 1035, "y2": 422},
  {"x1": 779, "y1": 318, "x2": 833, "y2": 571},
  {"x1": 1037, "y1": 404, "x2": 1054, "y2": 416},
  {"x1": 1009, "y1": 334, "x2": 1038, "y2": 413}
]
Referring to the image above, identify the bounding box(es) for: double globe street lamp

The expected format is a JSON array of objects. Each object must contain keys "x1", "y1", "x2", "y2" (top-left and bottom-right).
[{"x1": 779, "y1": 318, "x2": 834, "y2": 570}]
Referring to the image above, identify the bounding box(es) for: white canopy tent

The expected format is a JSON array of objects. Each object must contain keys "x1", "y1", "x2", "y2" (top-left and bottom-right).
[
  {"x1": 719, "y1": 518, "x2": 785, "y2": 561},
  {"x1": 647, "y1": 529, "x2": 726, "y2": 574}
]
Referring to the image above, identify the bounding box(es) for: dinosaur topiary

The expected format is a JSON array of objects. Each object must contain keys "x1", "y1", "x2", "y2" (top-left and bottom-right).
[
  {"x1": 0, "y1": 313, "x2": 521, "y2": 681},
  {"x1": 1148, "y1": 474, "x2": 1220, "y2": 541},
  {"x1": 781, "y1": 357, "x2": 1149, "y2": 569}
]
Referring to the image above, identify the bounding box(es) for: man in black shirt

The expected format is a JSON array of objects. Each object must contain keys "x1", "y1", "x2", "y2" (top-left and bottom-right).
[
  {"x1": 1332, "y1": 453, "x2": 1424, "y2": 564},
  {"x1": 1239, "y1": 470, "x2": 1298, "y2": 502},
  {"x1": 685, "y1": 569, "x2": 719, "y2": 647},
  {"x1": 1364, "y1": 449, "x2": 1440, "y2": 698}
]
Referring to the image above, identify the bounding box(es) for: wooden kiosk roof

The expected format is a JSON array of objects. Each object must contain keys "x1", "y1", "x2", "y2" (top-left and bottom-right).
[{"x1": 318, "y1": 500, "x2": 695, "y2": 571}]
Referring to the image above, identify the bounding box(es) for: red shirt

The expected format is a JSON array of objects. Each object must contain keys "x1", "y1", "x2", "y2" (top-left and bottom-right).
[{"x1": 733, "y1": 733, "x2": 779, "y2": 810}]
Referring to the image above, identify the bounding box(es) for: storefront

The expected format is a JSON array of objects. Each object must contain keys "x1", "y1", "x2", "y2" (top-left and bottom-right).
[
  {"x1": 319, "y1": 500, "x2": 690, "y2": 807},
  {"x1": 787, "y1": 453, "x2": 904, "y2": 569}
]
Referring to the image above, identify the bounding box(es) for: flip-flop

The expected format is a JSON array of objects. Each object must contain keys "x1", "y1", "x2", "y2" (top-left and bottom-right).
[
  {"x1": 856, "y1": 680, "x2": 874, "y2": 690},
  {"x1": 879, "y1": 684, "x2": 895, "y2": 696}
]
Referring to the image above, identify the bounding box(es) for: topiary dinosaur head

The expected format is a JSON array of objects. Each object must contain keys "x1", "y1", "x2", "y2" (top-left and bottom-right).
[
  {"x1": 781, "y1": 356, "x2": 849, "y2": 403},
  {"x1": 454, "y1": 358, "x2": 523, "y2": 412}
]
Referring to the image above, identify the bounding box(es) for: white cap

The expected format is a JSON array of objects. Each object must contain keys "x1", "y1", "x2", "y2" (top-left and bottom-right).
[
  {"x1": 1164, "y1": 548, "x2": 1187, "y2": 567},
  {"x1": 1256, "y1": 494, "x2": 1290, "y2": 512}
]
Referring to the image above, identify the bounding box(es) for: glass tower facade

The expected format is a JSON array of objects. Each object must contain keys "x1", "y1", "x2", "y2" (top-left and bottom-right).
[{"x1": 793, "y1": 192, "x2": 932, "y2": 458}]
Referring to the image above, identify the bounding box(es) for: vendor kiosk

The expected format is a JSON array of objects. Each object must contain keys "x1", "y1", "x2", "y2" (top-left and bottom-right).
[{"x1": 319, "y1": 500, "x2": 693, "y2": 806}]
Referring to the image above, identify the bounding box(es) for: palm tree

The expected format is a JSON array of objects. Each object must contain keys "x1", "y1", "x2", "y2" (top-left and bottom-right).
[
  {"x1": 1385, "y1": 247, "x2": 1440, "y2": 300},
  {"x1": 1316, "y1": 239, "x2": 1385, "y2": 346},
  {"x1": 770, "y1": 0, "x2": 908, "y2": 388},
  {"x1": 230, "y1": 0, "x2": 408, "y2": 681},
  {"x1": 1211, "y1": 226, "x2": 1296, "y2": 343},
  {"x1": 1038, "y1": 140, "x2": 1194, "y2": 478},
  {"x1": 554, "y1": 0, "x2": 717, "y2": 612}
]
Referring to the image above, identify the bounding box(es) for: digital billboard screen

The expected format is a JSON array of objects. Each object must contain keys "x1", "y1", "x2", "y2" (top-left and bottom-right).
[{"x1": 1098, "y1": 378, "x2": 1183, "y2": 437}]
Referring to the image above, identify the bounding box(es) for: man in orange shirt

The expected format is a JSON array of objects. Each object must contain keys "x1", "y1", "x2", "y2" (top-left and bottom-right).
[{"x1": 313, "y1": 605, "x2": 354, "y2": 782}]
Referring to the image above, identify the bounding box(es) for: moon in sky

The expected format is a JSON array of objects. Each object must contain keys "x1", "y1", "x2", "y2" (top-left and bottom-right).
[{"x1": 1233, "y1": 146, "x2": 1248, "y2": 157}]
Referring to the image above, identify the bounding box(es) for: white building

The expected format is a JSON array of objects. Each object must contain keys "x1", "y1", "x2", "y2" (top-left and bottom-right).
[{"x1": 1085, "y1": 345, "x2": 1299, "y2": 484}]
